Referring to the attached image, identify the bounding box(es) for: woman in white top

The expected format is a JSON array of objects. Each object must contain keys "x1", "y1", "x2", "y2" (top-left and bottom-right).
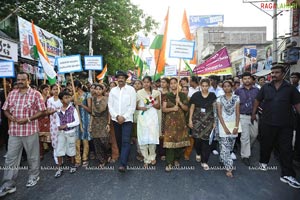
[
  {"x1": 217, "y1": 80, "x2": 240, "y2": 178},
  {"x1": 136, "y1": 76, "x2": 160, "y2": 168}
]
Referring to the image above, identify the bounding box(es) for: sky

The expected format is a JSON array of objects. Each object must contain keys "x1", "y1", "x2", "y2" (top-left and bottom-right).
[{"x1": 131, "y1": 0, "x2": 291, "y2": 41}]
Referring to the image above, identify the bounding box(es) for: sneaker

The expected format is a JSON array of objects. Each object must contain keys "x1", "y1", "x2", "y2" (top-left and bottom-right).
[
  {"x1": 201, "y1": 163, "x2": 209, "y2": 170},
  {"x1": 196, "y1": 155, "x2": 201, "y2": 162},
  {"x1": 26, "y1": 176, "x2": 40, "y2": 187},
  {"x1": 212, "y1": 150, "x2": 219, "y2": 155},
  {"x1": 230, "y1": 152, "x2": 237, "y2": 160},
  {"x1": 280, "y1": 176, "x2": 300, "y2": 189},
  {"x1": 54, "y1": 169, "x2": 63, "y2": 178},
  {"x1": 259, "y1": 163, "x2": 268, "y2": 171},
  {"x1": 69, "y1": 166, "x2": 77, "y2": 174},
  {"x1": 0, "y1": 186, "x2": 16, "y2": 197},
  {"x1": 241, "y1": 158, "x2": 250, "y2": 166}
]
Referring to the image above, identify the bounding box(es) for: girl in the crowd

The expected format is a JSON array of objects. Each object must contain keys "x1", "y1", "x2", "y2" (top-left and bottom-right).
[
  {"x1": 159, "y1": 78, "x2": 170, "y2": 161},
  {"x1": 88, "y1": 83, "x2": 97, "y2": 160},
  {"x1": 38, "y1": 84, "x2": 51, "y2": 160},
  {"x1": 74, "y1": 80, "x2": 92, "y2": 167},
  {"x1": 189, "y1": 79, "x2": 217, "y2": 170},
  {"x1": 133, "y1": 80, "x2": 144, "y2": 161},
  {"x1": 47, "y1": 84, "x2": 63, "y2": 164},
  {"x1": 91, "y1": 84, "x2": 111, "y2": 167},
  {"x1": 163, "y1": 78, "x2": 190, "y2": 172},
  {"x1": 136, "y1": 76, "x2": 160, "y2": 167},
  {"x1": 109, "y1": 81, "x2": 117, "y2": 88},
  {"x1": 217, "y1": 80, "x2": 240, "y2": 178}
]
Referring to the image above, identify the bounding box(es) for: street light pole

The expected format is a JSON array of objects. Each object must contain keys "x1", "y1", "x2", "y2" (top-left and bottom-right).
[
  {"x1": 88, "y1": 16, "x2": 93, "y2": 84},
  {"x1": 273, "y1": 0, "x2": 278, "y2": 63}
]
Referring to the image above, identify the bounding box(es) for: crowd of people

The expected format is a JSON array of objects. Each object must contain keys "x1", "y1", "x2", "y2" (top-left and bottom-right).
[{"x1": 0, "y1": 64, "x2": 300, "y2": 197}]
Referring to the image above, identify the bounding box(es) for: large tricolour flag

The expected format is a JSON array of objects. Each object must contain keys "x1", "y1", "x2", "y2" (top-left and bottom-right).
[
  {"x1": 182, "y1": 9, "x2": 197, "y2": 65},
  {"x1": 31, "y1": 21, "x2": 56, "y2": 84},
  {"x1": 150, "y1": 8, "x2": 169, "y2": 80}
]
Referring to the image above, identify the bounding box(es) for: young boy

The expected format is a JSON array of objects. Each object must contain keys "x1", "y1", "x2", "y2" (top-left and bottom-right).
[{"x1": 55, "y1": 90, "x2": 80, "y2": 178}]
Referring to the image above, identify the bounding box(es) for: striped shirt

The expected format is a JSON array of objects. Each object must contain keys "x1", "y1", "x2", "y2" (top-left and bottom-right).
[{"x1": 2, "y1": 88, "x2": 46, "y2": 136}]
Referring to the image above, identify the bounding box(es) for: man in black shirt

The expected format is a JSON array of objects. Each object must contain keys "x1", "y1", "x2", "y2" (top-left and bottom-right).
[{"x1": 251, "y1": 64, "x2": 300, "y2": 189}]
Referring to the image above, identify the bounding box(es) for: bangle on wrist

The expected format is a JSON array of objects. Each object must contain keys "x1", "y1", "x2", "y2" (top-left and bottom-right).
[{"x1": 27, "y1": 117, "x2": 31, "y2": 122}]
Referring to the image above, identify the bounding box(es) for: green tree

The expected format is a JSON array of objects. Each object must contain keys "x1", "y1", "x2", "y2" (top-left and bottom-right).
[{"x1": 0, "y1": 0, "x2": 157, "y2": 75}]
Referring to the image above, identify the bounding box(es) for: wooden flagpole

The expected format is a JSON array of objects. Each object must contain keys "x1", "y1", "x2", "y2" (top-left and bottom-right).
[
  {"x1": 176, "y1": 58, "x2": 182, "y2": 106},
  {"x1": 70, "y1": 73, "x2": 84, "y2": 133}
]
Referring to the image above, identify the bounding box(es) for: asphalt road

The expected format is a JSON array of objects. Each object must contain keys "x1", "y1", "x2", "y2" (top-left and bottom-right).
[{"x1": 0, "y1": 141, "x2": 299, "y2": 200}]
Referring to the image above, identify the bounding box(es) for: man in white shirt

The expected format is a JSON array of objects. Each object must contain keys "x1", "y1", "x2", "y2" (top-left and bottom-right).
[
  {"x1": 108, "y1": 71, "x2": 136, "y2": 172},
  {"x1": 208, "y1": 75, "x2": 224, "y2": 98},
  {"x1": 188, "y1": 76, "x2": 200, "y2": 98}
]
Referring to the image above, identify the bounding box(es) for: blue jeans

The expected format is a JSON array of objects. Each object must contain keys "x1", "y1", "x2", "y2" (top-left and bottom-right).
[{"x1": 113, "y1": 121, "x2": 133, "y2": 167}]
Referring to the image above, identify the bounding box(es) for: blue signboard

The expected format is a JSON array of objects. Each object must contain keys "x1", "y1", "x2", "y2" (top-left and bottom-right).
[{"x1": 189, "y1": 15, "x2": 224, "y2": 32}]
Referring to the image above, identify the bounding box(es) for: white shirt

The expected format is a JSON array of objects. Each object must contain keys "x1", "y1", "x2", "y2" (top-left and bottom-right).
[
  {"x1": 108, "y1": 84, "x2": 137, "y2": 122},
  {"x1": 208, "y1": 86, "x2": 225, "y2": 97},
  {"x1": 55, "y1": 104, "x2": 80, "y2": 131},
  {"x1": 188, "y1": 86, "x2": 200, "y2": 98}
]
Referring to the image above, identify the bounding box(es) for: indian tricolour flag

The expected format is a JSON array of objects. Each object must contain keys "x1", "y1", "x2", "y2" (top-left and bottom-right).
[
  {"x1": 31, "y1": 22, "x2": 56, "y2": 85},
  {"x1": 150, "y1": 8, "x2": 169, "y2": 81},
  {"x1": 97, "y1": 64, "x2": 107, "y2": 80}
]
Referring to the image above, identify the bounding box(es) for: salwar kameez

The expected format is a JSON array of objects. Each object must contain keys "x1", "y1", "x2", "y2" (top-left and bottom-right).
[
  {"x1": 219, "y1": 137, "x2": 236, "y2": 170},
  {"x1": 217, "y1": 94, "x2": 240, "y2": 171},
  {"x1": 163, "y1": 92, "x2": 190, "y2": 165},
  {"x1": 75, "y1": 92, "x2": 91, "y2": 165},
  {"x1": 91, "y1": 96, "x2": 111, "y2": 165},
  {"x1": 137, "y1": 89, "x2": 160, "y2": 164}
]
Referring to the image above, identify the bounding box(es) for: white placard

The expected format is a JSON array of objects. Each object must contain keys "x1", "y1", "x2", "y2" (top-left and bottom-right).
[
  {"x1": 0, "y1": 37, "x2": 18, "y2": 62},
  {"x1": 57, "y1": 55, "x2": 82, "y2": 74},
  {"x1": 164, "y1": 65, "x2": 177, "y2": 76},
  {"x1": 169, "y1": 40, "x2": 195, "y2": 59},
  {"x1": 0, "y1": 60, "x2": 15, "y2": 77},
  {"x1": 84, "y1": 56, "x2": 103, "y2": 70}
]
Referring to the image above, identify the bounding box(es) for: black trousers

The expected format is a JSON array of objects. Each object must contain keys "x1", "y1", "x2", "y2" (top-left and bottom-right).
[
  {"x1": 260, "y1": 123, "x2": 295, "y2": 177},
  {"x1": 294, "y1": 114, "x2": 300, "y2": 162},
  {"x1": 194, "y1": 138, "x2": 211, "y2": 163}
]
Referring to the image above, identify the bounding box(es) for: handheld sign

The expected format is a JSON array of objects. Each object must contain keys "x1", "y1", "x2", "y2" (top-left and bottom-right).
[
  {"x1": 84, "y1": 56, "x2": 103, "y2": 70},
  {"x1": 57, "y1": 55, "x2": 82, "y2": 74},
  {"x1": 169, "y1": 40, "x2": 195, "y2": 60}
]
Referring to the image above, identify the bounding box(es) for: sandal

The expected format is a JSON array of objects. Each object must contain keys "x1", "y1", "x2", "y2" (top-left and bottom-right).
[
  {"x1": 54, "y1": 168, "x2": 63, "y2": 178},
  {"x1": 151, "y1": 160, "x2": 157, "y2": 165},
  {"x1": 75, "y1": 163, "x2": 81, "y2": 168},
  {"x1": 69, "y1": 166, "x2": 77, "y2": 174},
  {"x1": 98, "y1": 163, "x2": 106, "y2": 168},
  {"x1": 165, "y1": 164, "x2": 172, "y2": 172},
  {"x1": 144, "y1": 163, "x2": 149, "y2": 168},
  {"x1": 174, "y1": 160, "x2": 180, "y2": 167},
  {"x1": 82, "y1": 160, "x2": 89, "y2": 167},
  {"x1": 226, "y1": 170, "x2": 233, "y2": 178}
]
